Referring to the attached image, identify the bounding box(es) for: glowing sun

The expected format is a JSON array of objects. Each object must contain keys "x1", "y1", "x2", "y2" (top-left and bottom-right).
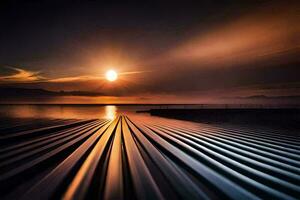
[{"x1": 105, "y1": 70, "x2": 118, "y2": 82}]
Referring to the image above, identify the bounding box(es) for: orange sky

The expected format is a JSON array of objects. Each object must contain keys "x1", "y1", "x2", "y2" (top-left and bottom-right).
[{"x1": 0, "y1": 1, "x2": 299, "y2": 104}]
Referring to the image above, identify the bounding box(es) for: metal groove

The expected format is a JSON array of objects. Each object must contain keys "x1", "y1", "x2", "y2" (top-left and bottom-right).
[{"x1": 0, "y1": 115, "x2": 299, "y2": 200}]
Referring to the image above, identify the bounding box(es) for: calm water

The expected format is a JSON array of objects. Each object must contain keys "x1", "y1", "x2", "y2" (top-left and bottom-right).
[
  {"x1": 0, "y1": 105, "x2": 161, "y2": 119},
  {"x1": 1, "y1": 104, "x2": 292, "y2": 120}
]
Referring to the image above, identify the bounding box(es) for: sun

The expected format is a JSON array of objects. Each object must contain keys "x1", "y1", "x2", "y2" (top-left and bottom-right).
[{"x1": 105, "y1": 70, "x2": 118, "y2": 82}]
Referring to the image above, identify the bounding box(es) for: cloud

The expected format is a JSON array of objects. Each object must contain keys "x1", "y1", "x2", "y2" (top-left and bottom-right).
[
  {"x1": 46, "y1": 70, "x2": 151, "y2": 83},
  {"x1": 119, "y1": 70, "x2": 152, "y2": 75},
  {"x1": 47, "y1": 75, "x2": 104, "y2": 83},
  {"x1": 162, "y1": 1, "x2": 299, "y2": 69},
  {"x1": 0, "y1": 67, "x2": 44, "y2": 82},
  {"x1": 0, "y1": 66, "x2": 152, "y2": 84}
]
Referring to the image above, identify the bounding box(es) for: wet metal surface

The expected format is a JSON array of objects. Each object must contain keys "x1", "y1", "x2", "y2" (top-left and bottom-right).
[{"x1": 0, "y1": 116, "x2": 299, "y2": 200}]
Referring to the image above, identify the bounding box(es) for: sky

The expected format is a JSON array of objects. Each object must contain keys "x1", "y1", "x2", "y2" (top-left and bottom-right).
[{"x1": 0, "y1": 0, "x2": 299, "y2": 104}]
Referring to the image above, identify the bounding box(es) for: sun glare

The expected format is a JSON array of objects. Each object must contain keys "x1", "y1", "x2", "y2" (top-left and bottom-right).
[
  {"x1": 105, "y1": 105, "x2": 117, "y2": 119},
  {"x1": 105, "y1": 70, "x2": 118, "y2": 82}
]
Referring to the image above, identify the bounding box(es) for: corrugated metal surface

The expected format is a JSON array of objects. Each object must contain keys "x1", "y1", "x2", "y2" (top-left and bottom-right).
[{"x1": 0, "y1": 116, "x2": 299, "y2": 200}]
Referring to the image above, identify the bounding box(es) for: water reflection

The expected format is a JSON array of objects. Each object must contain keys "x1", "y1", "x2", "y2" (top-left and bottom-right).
[
  {"x1": 105, "y1": 105, "x2": 117, "y2": 119},
  {"x1": 0, "y1": 105, "x2": 153, "y2": 119}
]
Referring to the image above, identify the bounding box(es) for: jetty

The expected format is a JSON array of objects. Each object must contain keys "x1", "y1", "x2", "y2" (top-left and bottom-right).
[{"x1": 0, "y1": 115, "x2": 299, "y2": 200}]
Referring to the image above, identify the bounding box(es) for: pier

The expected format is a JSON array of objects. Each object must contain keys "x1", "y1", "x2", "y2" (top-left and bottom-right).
[{"x1": 0, "y1": 115, "x2": 299, "y2": 200}]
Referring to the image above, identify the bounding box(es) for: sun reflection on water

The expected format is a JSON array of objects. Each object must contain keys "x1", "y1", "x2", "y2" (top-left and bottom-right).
[
  {"x1": 0, "y1": 105, "x2": 155, "y2": 119},
  {"x1": 105, "y1": 105, "x2": 117, "y2": 119}
]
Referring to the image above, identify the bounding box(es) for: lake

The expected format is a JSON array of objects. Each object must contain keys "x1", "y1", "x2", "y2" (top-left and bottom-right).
[{"x1": 0, "y1": 105, "x2": 160, "y2": 119}]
